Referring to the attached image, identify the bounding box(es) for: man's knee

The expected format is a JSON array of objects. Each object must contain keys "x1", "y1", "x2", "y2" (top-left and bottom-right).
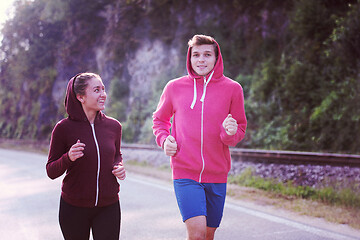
[
  {"x1": 188, "y1": 231, "x2": 206, "y2": 240},
  {"x1": 185, "y1": 216, "x2": 207, "y2": 240}
]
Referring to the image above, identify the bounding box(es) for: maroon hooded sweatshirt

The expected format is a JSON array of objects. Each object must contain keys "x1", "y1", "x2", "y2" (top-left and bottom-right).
[{"x1": 46, "y1": 76, "x2": 122, "y2": 207}]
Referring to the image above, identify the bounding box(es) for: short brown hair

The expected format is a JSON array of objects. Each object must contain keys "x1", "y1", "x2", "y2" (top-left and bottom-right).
[{"x1": 188, "y1": 34, "x2": 218, "y2": 59}]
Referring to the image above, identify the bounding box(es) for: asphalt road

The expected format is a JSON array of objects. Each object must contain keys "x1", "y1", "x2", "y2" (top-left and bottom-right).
[{"x1": 0, "y1": 148, "x2": 359, "y2": 240}]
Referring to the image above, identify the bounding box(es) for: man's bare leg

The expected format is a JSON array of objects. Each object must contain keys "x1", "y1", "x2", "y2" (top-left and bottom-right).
[{"x1": 185, "y1": 216, "x2": 217, "y2": 240}]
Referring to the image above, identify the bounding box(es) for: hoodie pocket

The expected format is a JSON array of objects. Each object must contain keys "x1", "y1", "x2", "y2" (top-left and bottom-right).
[{"x1": 172, "y1": 140, "x2": 203, "y2": 172}]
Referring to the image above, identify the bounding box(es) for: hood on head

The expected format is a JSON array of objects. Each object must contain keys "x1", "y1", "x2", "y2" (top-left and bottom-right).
[
  {"x1": 64, "y1": 74, "x2": 88, "y2": 122},
  {"x1": 186, "y1": 39, "x2": 224, "y2": 81}
]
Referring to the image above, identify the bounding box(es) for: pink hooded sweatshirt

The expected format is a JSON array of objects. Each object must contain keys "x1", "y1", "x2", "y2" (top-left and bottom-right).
[{"x1": 152, "y1": 40, "x2": 247, "y2": 183}]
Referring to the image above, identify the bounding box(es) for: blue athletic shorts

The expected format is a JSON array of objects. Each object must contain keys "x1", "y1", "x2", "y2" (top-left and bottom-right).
[{"x1": 173, "y1": 179, "x2": 227, "y2": 228}]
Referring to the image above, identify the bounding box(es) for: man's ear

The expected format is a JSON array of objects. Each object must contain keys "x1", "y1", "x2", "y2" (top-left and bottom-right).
[{"x1": 77, "y1": 94, "x2": 84, "y2": 103}]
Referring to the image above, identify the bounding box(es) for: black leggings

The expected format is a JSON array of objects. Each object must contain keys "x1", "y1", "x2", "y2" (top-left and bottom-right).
[{"x1": 59, "y1": 197, "x2": 121, "y2": 240}]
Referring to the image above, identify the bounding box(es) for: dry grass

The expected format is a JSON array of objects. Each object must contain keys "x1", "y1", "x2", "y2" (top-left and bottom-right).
[{"x1": 226, "y1": 182, "x2": 360, "y2": 230}]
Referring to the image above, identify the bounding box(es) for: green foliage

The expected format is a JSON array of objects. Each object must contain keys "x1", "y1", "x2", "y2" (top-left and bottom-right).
[
  {"x1": 243, "y1": 0, "x2": 360, "y2": 153},
  {"x1": 290, "y1": 0, "x2": 334, "y2": 42},
  {"x1": 107, "y1": 78, "x2": 129, "y2": 122},
  {"x1": 310, "y1": 91, "x2": 338, "y2": 121},
  {"x1": 229, "y1": 168, "x2": 360, "y2": 209}
]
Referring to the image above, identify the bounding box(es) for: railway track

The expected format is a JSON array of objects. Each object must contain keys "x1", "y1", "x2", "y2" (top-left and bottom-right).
[
  {"x1": 0, "y1": 139, "x2": 359, "y2": 167},
  {"x1": 122, "y1": 143, "x2": 360, "y2": 167}
]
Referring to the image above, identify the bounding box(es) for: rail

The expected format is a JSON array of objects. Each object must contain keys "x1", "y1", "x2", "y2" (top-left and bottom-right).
[
  {"x1": 0, "y1": 139, "x2": 359, "y2": 167},
  {"x1": 122, "y1": 143, "x2": 360, "y2": 167}
]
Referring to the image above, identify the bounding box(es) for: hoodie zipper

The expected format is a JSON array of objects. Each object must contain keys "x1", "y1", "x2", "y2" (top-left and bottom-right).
[
  {"x1": 199, "y1": 75, "x2": 209, "y2": 182},
  {"x1": 191, "y1": 72, "x2": 214, "y2": 182},
  {"x1": 90, "y1": 123, "x2": 101, "y2": 206},
  {"x1": 199, "y1": 87, "x2": 205, "y2": 182}
]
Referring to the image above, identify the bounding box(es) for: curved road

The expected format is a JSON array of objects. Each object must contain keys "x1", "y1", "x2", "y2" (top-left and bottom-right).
[{"x1": 0, "y1": 148, "x2": 359, "y2": 240}]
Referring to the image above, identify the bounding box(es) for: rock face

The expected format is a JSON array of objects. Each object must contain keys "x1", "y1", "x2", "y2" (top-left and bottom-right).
[{"x1": 0, "y1": 0, "x2": 289, "y2": 141}]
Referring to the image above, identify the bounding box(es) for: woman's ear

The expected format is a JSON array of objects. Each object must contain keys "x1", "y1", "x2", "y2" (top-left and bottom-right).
[{"x1": 77, "y1": 94, "x2": 84, "y2": 103}]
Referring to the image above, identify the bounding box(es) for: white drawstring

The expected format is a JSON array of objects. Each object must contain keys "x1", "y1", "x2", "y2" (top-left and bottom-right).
[
  {"x1": 190, "y1": 78, "x2": 197, "y2": 109},
  {"x1": 190, "y1": 71, "x2": 214, "y2": 109},
  {"x1": 200, "y1": 71, "x2": 214, "y2": 102}
]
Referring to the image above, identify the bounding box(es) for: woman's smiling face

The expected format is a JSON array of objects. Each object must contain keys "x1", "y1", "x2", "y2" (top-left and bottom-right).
[
  {"x1": 190, "y1": 44, "x2": 216, "y2": 77},
  {"x1": 80, "y1": 77, "x2": 107, "y2": 112}
]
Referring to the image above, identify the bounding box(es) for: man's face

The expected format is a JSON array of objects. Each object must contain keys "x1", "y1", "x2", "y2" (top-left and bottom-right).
[{"x1": 190, "y1": 44, "x2": 216, "y2": 77}]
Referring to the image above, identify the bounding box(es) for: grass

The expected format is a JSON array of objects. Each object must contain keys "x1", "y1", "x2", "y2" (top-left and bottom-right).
[
  {"x1": 227, "y1": 183, "x2": 360, "y2": 227},
  {"x1": 228, "y1": 168, "x2": 360, "y2": 208},
  {"x1": 227, "y1": 167, "x2": 360, "y2": 229}
]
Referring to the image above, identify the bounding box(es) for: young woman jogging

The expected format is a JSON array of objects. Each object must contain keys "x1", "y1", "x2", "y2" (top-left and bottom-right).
[{"x1": 47, "y1": 72, "x2": 126, "y2": 240}]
